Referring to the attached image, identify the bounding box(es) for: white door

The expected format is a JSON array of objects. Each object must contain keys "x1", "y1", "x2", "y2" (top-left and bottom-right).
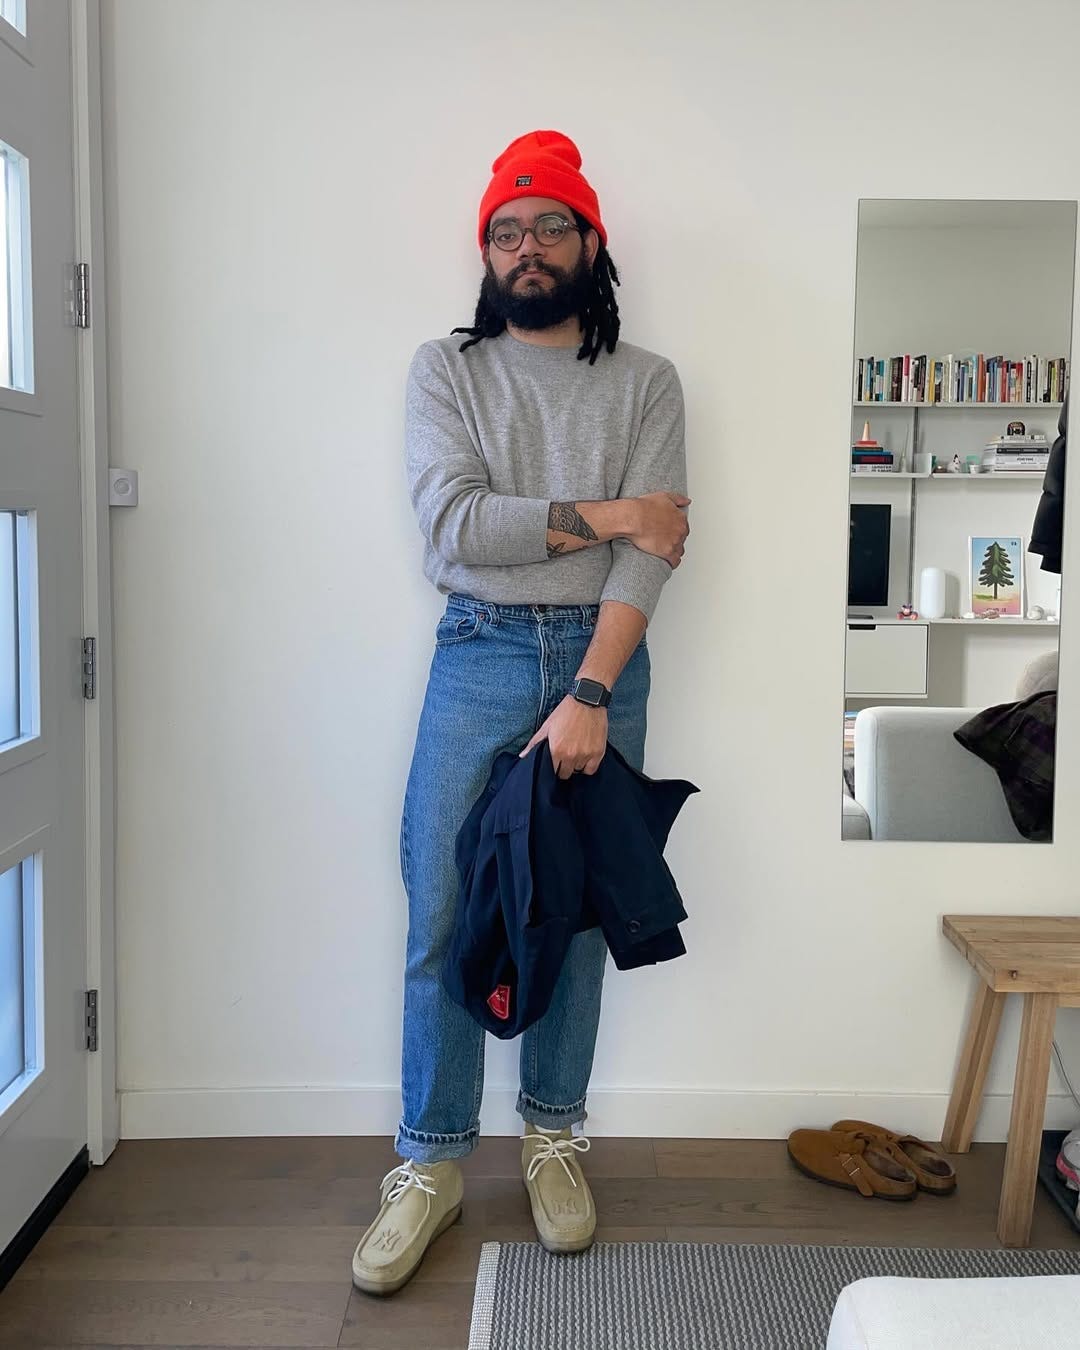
[{"x1": 0, "y1": 0, "x2": 90, "y2": 1253}]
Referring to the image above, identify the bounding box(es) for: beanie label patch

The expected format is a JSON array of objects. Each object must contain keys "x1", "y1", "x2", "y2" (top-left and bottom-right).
[{"x1": 515, "y1": 175, "x2": 533, "y2": 187}]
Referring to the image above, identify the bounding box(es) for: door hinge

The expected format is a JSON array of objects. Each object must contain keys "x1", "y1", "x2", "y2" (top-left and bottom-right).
[
  {"x1": 85, "y1": 990, "x2": 99, "y2": 1052},
  {"x1": 82, "y1": 636, "x2": 96, "y2": 700},
  {"x1": 75, "y1": 262, "x2": 90, "y2": 329}
]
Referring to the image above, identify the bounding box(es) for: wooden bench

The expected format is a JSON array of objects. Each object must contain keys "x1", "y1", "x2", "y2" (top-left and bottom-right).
[{"x1": 941, "y1": 914, "x2": 1080, "y2": 1247}]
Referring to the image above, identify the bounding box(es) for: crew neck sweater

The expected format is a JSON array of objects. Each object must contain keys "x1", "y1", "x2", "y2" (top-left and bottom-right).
[{"x1": 404, "y1": 329, "x2": 687, "y2": 622}]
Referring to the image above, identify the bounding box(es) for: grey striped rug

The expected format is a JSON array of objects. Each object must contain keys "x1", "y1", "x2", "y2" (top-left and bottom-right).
[{"x1": 468, "y1": 1241, "x2": 1080, "y2": 1349}]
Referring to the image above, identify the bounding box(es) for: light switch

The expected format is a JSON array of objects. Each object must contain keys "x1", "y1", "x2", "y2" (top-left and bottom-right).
[{"x1": 109, "y1": 467, "x2": 139, "y2": 507}]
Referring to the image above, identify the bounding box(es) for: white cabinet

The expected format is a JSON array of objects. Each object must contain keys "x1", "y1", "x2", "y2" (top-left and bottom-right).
[{"x1": 846, "y1": 622, "x2": 928, "y2": 697}]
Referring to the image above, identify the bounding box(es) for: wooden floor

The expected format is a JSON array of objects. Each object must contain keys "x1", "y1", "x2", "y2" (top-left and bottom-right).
[{"x1": 0, "y1": 1134, "x2": 1074, "y2": 1348}]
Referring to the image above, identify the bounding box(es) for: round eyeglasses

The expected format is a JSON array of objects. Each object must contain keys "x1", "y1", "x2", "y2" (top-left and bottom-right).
[{"x1": 486, "y1": 213, "x2": 581, "y2": 252}]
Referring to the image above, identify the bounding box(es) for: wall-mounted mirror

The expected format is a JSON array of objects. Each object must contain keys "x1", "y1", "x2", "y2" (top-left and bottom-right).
[{"x1": 842, "y1": 200, "x2": 1073, "y2": 843}]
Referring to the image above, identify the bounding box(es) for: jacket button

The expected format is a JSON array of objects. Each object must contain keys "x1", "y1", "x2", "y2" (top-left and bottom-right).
[{"x1": 628, "y1": 919, "x2": 641, "y2": 934}]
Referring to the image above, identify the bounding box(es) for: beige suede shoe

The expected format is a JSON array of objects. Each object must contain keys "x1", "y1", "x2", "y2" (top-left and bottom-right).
[
  {"x1": 521, "y1": 1123, "x2": 596, "y2": 1254},
  {"x1": 351, "y1": 1158, "x2": 463, "y2": 1296}
]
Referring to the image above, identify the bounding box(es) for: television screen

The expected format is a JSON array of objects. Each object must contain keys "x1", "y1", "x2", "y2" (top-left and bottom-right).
[{"x1": 849, "y1": 503, "x2": 891, "y2": 607}]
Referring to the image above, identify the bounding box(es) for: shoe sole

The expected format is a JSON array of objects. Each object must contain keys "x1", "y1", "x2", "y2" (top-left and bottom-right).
[
  {"x1": 913, "y1": 1179, "x2": 958, "y2": 1196},
  {"x1": 536, "y1": 1229, "x2": 596, "y2": 1254},
  {"x1": 788, "y1": 1148, "x2": 916, "y2": 1201},
  {"x1": 352, "y1": 1202, "x2": 462, "y2": 1296}
]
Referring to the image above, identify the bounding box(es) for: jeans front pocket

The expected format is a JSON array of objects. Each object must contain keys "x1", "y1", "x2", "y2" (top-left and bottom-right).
[{"x1": 434, "y1": 605, "x2": 485, "y2": 647}]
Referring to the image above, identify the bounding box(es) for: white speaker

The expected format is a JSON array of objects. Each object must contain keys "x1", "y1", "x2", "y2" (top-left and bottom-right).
[{"x1": 919, "y1": 567, "x2": 946, "y2": 620}]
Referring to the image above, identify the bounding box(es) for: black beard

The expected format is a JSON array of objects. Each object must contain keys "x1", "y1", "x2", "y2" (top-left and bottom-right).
[{"x1": 480, "y1": 255, "x2": 593, "y2": 332}]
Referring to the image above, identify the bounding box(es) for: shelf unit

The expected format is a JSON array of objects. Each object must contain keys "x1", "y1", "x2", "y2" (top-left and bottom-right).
[
  {"x1": 847, "y1": 616, "x2": 1058, "y2": 629},
  {"x1": 855, "y1": 401, "x2": 1063, "y2": 410},
  {"x1": 930, "y1": 618, "x2": 1059, "y2": 628},
  {"x1": 852, "y1": 471, "x2": 1045, "y2": 480},
  {"x1": 851, "y1": 398, "x2": 1057, "y2": 604},
  {"x1": 851, "y1": 471, "x2": 928, "y2": 480}
]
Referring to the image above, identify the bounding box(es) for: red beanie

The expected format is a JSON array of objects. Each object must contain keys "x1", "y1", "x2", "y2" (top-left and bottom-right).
[{"x1": 477, "y1": 130, "x2": 606, "y2": 251}]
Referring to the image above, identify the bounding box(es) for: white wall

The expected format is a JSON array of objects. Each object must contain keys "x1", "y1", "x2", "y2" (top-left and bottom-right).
[
  {"x1": 102, "y1": 0, "x2": 1080, "y2": 1143},
  {"x1": 854, "y1": 204, "x2": 1076, "y2": 357}
]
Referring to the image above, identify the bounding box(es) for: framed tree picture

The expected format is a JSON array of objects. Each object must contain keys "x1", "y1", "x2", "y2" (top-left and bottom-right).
[{"x1": 968, "y1": 536, "x2": 1024, "y2": 617}]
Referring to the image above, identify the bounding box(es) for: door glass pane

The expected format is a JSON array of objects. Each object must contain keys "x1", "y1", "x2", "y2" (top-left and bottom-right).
[
  {"x1": 0, "y1": 147, "x2": 7, "y2": 388},
  {"x1": 1, "y1": 510, "x2": 18, "y2": 742},
  {"x1": 0, "y1": 1, "x2": 26, "y2": 37},
  {"x1": 0, "y1": 509, "x2": 33, "y2": 747},
  {"x1": 0, "y1": 138, "x2": 33, "y2": 393},
  {"x1": 0, "y1": 860, "x2": 26, "y2": 1096}
]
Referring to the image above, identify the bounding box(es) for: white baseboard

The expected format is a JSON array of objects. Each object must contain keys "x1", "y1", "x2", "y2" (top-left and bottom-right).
[{"x1": 119, "y1": 1084, "x2": 1080, "y2": 1142}]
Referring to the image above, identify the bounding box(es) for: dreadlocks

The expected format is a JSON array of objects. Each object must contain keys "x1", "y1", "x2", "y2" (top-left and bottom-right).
[{"x1": 453, "y1": 212, "x2": 621, "y2": 365}]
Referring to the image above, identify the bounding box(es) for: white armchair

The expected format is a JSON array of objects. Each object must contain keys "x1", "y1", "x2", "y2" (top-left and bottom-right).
[{"x1": 851, "y1": 706, "x2": 1026, "y2": 842}]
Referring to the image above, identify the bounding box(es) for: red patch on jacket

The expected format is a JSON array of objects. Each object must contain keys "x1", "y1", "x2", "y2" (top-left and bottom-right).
[{"x1": 487, "y1": 984, "x2": 511, "y2": 1020}]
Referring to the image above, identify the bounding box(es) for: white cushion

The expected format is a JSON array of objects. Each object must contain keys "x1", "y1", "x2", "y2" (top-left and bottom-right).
[{"x1": 828, "y1": 1275, "x2": 1080, "y2": 1350}]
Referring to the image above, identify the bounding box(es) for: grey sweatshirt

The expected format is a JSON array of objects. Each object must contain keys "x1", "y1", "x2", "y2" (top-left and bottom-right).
[{"x1": 404, "y1": 330, "x2": 687, "y2": 623}]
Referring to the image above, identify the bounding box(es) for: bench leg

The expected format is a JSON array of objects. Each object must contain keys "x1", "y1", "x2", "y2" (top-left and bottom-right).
[
  {"x1": 942, "y1": 981, "x2": 1006, "y2": 1153},
  {"x1": 997, "y1": 992, "x2": 1057, "y2": 1248}
]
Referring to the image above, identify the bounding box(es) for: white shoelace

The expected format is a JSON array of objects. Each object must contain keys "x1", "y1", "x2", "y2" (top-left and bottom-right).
[
  {"x1": 525, "y1": 1133, "x2": 591, "y2": 1186},
  {"x1": 381, "y1": 1159, "x2": 437, "y2": 1204}
]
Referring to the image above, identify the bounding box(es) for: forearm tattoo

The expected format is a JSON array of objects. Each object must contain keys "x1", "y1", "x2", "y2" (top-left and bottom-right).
[{"x1": 547, "y1": 501, "x2": 599, "y2": 558}]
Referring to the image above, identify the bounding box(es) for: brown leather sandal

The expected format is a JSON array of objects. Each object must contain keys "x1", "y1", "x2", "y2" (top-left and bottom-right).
[
  {"x1": 830, "y1": 1120, "x2": 957, "y2": 1195},
  {"x1": 787, "y1": 1128, "x2": 917, "y2": 1200}
]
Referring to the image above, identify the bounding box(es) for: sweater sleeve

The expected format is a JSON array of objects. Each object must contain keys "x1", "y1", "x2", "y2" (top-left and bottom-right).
[
  {"x1": 599, "y1": 360, "x2": 688, "y2": 622},
  {"x1": 405, "y1": 343, "x2": 551, "y2": 566}
]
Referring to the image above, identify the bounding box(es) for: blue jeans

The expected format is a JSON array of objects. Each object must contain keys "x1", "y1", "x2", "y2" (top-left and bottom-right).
[{"x1": 396, "y1": 592, "x2": 650, "y2": 1163}]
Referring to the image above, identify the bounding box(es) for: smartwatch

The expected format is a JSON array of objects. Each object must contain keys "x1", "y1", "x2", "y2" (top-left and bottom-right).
[{"x1": 571, "y1": 677, "x2": 612, "y2": 708}]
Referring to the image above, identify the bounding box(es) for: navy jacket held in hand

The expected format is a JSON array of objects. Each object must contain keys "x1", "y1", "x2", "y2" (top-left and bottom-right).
[{"x1": 442, "y1": 741, "x2": 698, "y2": 1039}]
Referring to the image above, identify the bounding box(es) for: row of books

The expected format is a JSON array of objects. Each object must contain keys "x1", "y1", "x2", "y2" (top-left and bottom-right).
[
  {"x1": 850, "y1": 437, "x2": 1052, "y2": 475},
  {"x1": 855, "y1": 353, "x2": 1068, "y2": 405},
  {"x1": 983, "y1": 433, "x2": 1050, "y2": 473},
  {"x1": 851, "y1": 447, "x2": 896, "y2": 474}
]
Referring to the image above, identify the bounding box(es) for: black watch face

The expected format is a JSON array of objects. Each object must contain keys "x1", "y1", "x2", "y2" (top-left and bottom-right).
[{"x1": 576, "y1": 679, "x2": 604, "y2": 705}]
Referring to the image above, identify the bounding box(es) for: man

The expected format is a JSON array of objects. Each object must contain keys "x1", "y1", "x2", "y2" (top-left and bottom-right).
[{"x1": 352, "y1": 130, "x2": 690, "y2": 1296}]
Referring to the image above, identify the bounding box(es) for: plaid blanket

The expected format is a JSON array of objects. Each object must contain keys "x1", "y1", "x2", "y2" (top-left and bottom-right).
[{"x1": 954, "y1": 692, "x2": 1057, "y2": 841}]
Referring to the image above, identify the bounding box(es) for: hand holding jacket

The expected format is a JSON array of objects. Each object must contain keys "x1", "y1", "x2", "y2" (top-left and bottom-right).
[{"x1": 520, "y1": 695, "x2": 608, "y2": 779}]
